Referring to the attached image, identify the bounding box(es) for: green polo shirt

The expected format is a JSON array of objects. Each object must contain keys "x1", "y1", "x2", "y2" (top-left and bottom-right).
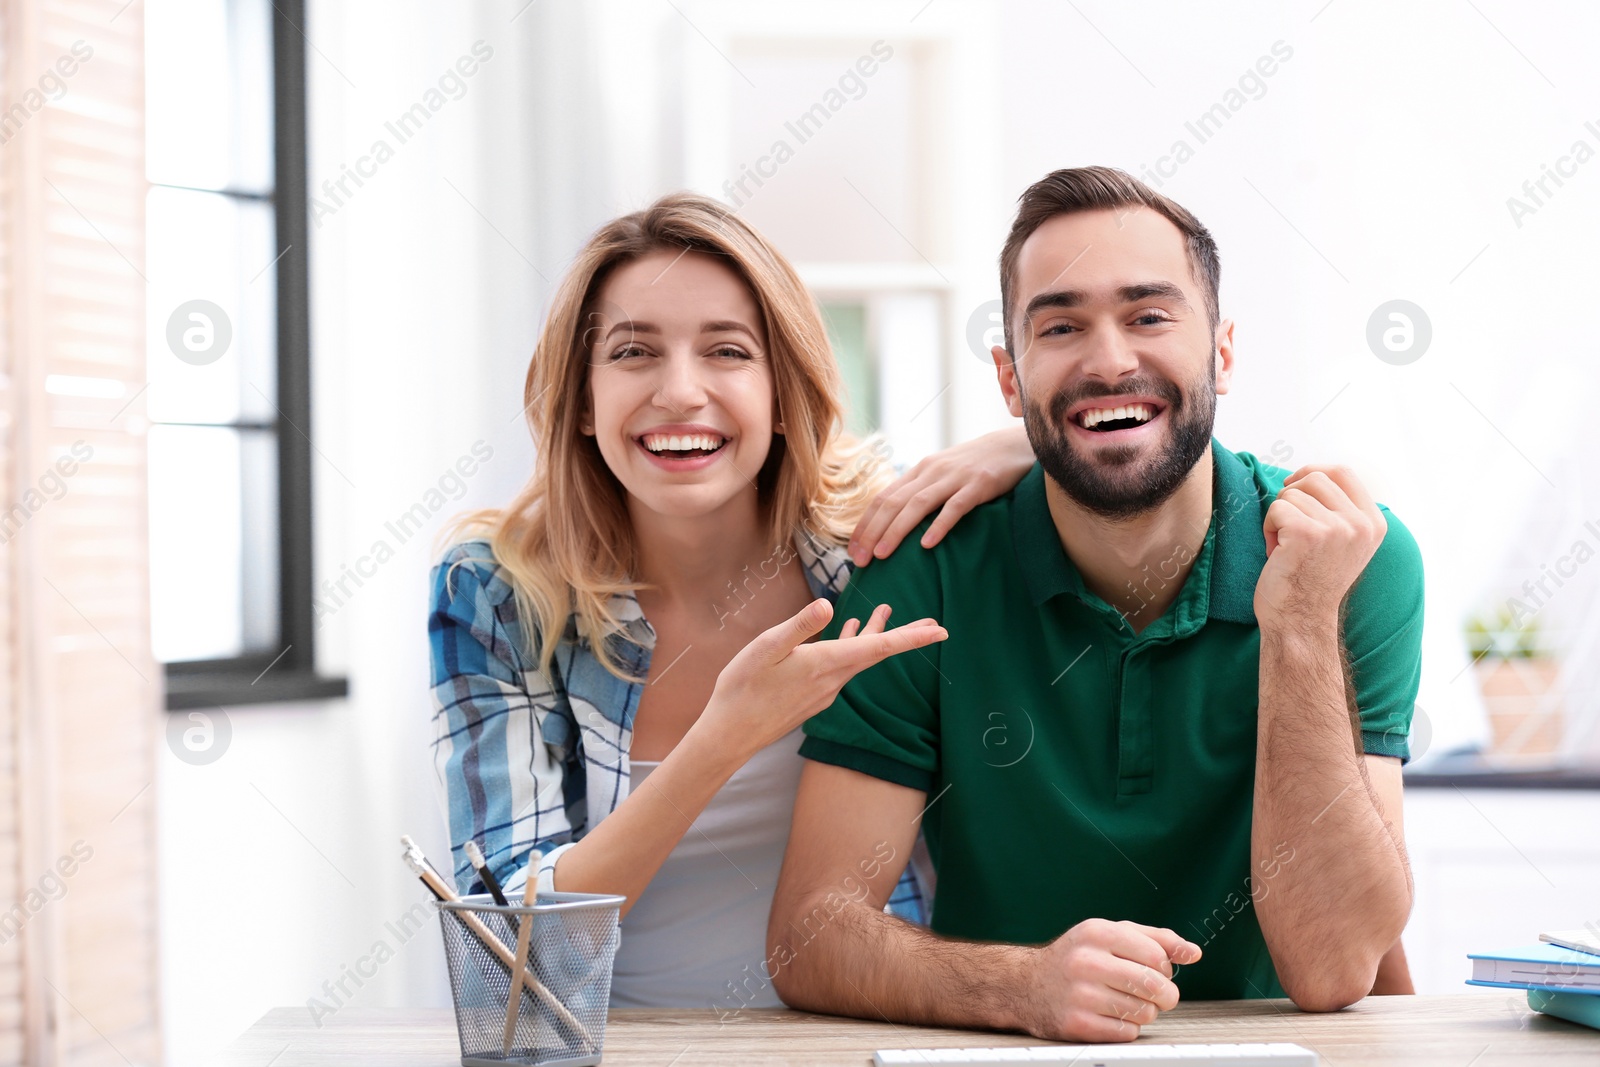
[{"x1": 800, "y1": 439, "x2": 1423, "y2": 1000}]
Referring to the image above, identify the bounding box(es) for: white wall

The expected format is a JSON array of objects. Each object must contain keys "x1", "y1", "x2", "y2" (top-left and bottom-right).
[
  {"x1": 1405, "y1": 788, "x2": 1600, "y2": 993},
  {"x1": 160, "y1": 3, "x2": 1600, "y2": 1062}
]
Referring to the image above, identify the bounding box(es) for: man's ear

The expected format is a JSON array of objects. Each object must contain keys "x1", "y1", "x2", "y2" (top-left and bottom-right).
[
  {"x1": 1213, "y1": 317, "x2": 1236, "y2": 396},
  {"x1": 991, "y1": 344, "x2": 1024, "y2": 418}
]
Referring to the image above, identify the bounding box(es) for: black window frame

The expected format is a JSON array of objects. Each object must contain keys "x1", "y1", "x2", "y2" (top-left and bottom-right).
[{"x1": 162, "y1": 0, "x2": 346, "y2": 710}]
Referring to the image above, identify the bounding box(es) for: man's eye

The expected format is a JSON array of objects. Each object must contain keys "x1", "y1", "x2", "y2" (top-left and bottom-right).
[
  {"x1": 1133, "y1": 312, "x2": 1170, "y2": 325},
  {"x1": 1041, "y1": 323, "x2": 1076, "y2": 336}
]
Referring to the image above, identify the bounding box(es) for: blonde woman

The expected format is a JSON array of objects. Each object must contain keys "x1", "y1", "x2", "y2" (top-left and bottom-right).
[{"x1": 430, "y1": 192, "x2": 1034, "y2": 1008}]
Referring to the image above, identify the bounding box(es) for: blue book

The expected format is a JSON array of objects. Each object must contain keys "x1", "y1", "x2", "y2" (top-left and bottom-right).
[
  {"x1": 1467, "y1": 943, "x2": 1600, "y2": 993},
  {"x1": 1528, "y1": 987, "x2": 1600, "y2": 1031}
]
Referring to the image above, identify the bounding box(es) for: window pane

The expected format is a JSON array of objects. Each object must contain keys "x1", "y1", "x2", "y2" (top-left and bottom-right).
[
  {"x1": 145, "y1": 185, "x2": 277, "y2": 423},
  {"x1": 871, "y1": 292, "x2": 943, "y2": 465},
  {"x1": 820, "y1": 301, "x2": 876, "y2": 436},
  {"x1": 146, "y1": 0, "x2": 274, "y2": 193},
  {"x1": 148, "y1": 426, "x2": 280, "y2": 662}
]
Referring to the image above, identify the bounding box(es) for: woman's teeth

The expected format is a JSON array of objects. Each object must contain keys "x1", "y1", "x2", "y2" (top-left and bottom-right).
[
  {"x1": 1078, "y1": 403, "x2": 1155, "y2": 430},
  {"x1": 642, "y1": 432, "x2": 727, "y2": 454}
]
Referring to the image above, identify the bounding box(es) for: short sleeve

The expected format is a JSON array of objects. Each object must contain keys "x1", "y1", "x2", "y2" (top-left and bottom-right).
[
  {"x1": 799, "y1": 519, "x2": 946, "y2": 793},
  {"x1": 1342, "y1": 506, "x2": 1425, "y2": 763},
  {"x1": 430, "y1": 541, "x2": 575, "y2": 894}
]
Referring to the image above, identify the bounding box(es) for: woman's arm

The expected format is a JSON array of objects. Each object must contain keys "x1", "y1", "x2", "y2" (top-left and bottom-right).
[
  {"x1": 550, "y1": 600, "x2": 946, "y2": 916},
  {"x1": 429, "y1": 549, "x2": 576, "y2": 896},
  {"x1": 547, "y1": 712, "x2": 748, "y2": 914},
  {"x1": 848, "y1": 425, "x2": 1034, "y2": 567}
]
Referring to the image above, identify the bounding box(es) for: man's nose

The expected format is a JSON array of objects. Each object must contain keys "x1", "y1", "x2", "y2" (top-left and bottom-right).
[{"x1": 1076, "y1": 322, "x2": 1141, "y2": 381}]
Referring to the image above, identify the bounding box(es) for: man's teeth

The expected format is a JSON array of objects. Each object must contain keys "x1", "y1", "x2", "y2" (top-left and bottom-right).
[
  {"x1": 1078, "y1": 403, "x2": 1155, "y2": 429},
  {"x1": 642, "y1": 432, "x2": 726, "y2": 453}
]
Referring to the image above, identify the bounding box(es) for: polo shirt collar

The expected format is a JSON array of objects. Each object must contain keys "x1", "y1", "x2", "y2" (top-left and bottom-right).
[
  {"x1": 1207, "y1": 441, "x2": 1267, "y2": 625},
  {"x1": 1011, "y1": 462, "x2": 1082, "y2": 608},
  {"x1": 1011, "y1": 438, "x2": 1266, "y2": 626}
]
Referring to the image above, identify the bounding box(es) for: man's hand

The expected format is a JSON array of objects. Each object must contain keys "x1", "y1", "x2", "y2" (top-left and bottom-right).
[
  {"x1": 1254, "y1": 465, "x2": 1386, "y2": 632},
  {"x1": 770, "y1": 769, "x2": 1202, "y2": 1041},
  {"x1": 1018, "y1": 919, "x2": 1202, "y2": 1042}
]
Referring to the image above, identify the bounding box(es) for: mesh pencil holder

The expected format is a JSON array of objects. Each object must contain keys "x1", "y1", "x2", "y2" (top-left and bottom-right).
[{"x1": 436, "y1": 892, "x2": 625, "y2": 1067}]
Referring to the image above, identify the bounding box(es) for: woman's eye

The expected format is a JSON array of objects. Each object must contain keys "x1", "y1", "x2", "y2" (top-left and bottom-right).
[
  {"x1": 711, "y1": 346, "x2": 751, "y2": 360},
  {"x1": 610, "y1": 345, "x2": 648, "y2": 361}
]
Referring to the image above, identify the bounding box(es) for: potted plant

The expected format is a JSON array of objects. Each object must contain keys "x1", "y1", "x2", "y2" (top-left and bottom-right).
[{"x1": 1466, "y1": 607, "x2": 1563, "y2": 764}]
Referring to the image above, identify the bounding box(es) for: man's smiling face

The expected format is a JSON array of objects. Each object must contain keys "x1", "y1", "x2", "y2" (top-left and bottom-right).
[{"x1": 993, "y1": 206, "x2": 1234, "y2": 520}]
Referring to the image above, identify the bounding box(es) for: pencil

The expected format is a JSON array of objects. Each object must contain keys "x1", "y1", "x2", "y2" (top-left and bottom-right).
[
  {"x1": 464, "y1": 839, "x2": 510, "y2": 907},
  {"x1": 501, "y1": 863, "x2": 541, "y2": 1054},
  {"x1": 399, "y1": 836, "x2": 592, "y2": 1050}
]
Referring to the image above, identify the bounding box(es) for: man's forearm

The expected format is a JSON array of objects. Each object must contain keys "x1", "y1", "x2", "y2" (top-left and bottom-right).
[
  {"x1": 1253, "y1": 624, "x2": 1412, "y2": 1010},
  {"x1": 770, "y1": 893, "x2": 1034, "y2": 1032}
]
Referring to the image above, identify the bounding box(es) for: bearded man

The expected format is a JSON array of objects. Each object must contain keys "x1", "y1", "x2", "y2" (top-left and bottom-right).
[{"x1": 767, "y1": 166, "x2": 1423, "y2": 1042}]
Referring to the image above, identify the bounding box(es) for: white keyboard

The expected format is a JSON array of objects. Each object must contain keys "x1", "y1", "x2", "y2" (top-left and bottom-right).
[{"x1": 873, "y1": 1044, "x2": 1317, "y2": 1066}]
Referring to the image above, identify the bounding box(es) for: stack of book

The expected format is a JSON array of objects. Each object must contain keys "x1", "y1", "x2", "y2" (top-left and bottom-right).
[{"x1": 1467, "y1": 927, "x2": 1600, "y2": 1030}]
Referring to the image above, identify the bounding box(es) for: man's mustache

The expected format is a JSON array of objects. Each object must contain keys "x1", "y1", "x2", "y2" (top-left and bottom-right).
[{"x1": 1047, "y1": 376, "x2": 1185, "y2": 426}]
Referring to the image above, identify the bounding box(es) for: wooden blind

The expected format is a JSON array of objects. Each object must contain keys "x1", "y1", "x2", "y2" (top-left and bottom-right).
[{"x1": 1, "y1": 1, "x2": 160, "y2": 1065}]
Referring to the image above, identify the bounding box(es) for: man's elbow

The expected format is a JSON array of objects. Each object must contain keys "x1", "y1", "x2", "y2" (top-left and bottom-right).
[
  {"x1": 768, "y1": 932, "x2": 804, "y2": 1007},
  {"x1": 1277, "y1": 890, "x2": 1411, "y2": 1012},
  {"x1": 1281, "y1": 964, "x2": 1377, "y2": 1013},
  {"x1": 766, "y1": 893, "x2": 830, "y2": 1008},
  {"x1": 1276, "y1": 921, "x2": 1402, "y2": 1012}
]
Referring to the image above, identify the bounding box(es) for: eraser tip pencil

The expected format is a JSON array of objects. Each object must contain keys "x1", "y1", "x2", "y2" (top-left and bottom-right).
[{"x1": 464, "y1": 839, "x2": 510, "y2": 907}]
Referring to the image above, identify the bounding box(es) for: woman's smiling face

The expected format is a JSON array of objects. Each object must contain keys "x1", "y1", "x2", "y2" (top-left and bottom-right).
[{"x1": 584, "y1": 249, "x2": 777, "y2": 523}]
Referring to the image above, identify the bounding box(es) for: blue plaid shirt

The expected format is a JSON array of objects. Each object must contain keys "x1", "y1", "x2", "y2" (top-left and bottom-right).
[{"x1": 428, "y1": 531, "x2": 929, "y2": 920}]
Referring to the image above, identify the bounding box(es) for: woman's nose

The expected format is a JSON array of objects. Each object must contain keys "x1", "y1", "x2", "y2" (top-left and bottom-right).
[{"x1": 653, "y1": 350, "x2": 709, "y2": 411}]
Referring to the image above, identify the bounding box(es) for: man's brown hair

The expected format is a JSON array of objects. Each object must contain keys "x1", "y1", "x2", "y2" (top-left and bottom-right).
[{"x1": 998, "y1": 166, "x2": 1221, "y2": 354}]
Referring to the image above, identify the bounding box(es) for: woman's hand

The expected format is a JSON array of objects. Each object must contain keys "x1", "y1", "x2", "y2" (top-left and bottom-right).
[
  {"x1": 693, "y1": 599, "x2": 947, "y2": 763},
  {"x1": 849, "y1": 425, "x2": 1035, "y2": 566}
]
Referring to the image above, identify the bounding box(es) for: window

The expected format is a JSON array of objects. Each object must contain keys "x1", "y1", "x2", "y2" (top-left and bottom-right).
[
  {"x1": 725, "y1": 37, "x2": 957, "y2": 461},
  {"x1": 680, "y1": 5, "x2": 1006, "y2": 467},
  {"x1": 819, "y1": 301, "x2": 875, "y2": 436},
  {"x1": 146, "y1": 0, "x2": 344, "y2": 709}
]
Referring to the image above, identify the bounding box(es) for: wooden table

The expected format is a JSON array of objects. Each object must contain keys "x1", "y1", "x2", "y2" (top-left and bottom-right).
[{"x1": 220, "y1": 995, "x2": 1598, "y2": 1065}]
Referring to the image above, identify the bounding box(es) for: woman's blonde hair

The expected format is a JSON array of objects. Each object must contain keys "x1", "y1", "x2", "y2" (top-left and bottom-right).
[{"x1": 442, "y1": 192, "x2": 890, "y2": 679}]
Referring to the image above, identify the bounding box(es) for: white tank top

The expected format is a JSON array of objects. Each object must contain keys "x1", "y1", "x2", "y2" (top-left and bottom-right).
[{"x1": 607, "y1": 728, "x2": 804, "y2": 1010}]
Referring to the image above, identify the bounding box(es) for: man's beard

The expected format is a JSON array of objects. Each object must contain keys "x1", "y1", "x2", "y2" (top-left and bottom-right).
[{"x1": 1022, "y1": 368, "x2": 1217, "y2": 521}]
